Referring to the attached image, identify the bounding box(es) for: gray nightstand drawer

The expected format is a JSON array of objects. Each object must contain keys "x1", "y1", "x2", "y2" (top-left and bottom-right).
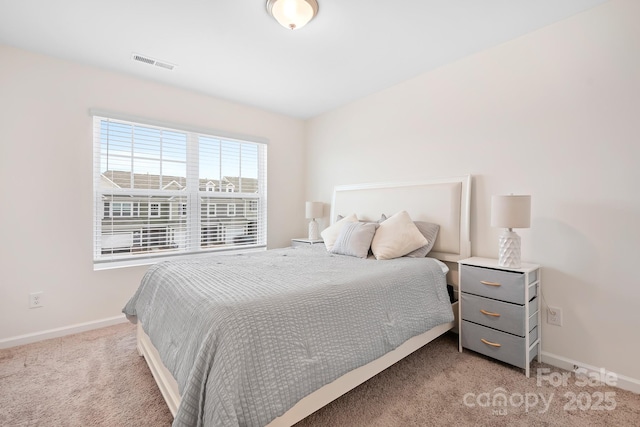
[
  {"x1": 461, "y1": 294, "x2": 538, "y2": 336},
  {"x1": 461, "y1": 320, "x2": 538, "y2": 369},
  {"x1": 461, "y1": 264, "x2": 536, "y2": 304}
]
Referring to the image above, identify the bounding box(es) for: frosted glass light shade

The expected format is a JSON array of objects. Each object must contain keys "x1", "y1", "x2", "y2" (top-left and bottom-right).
[
  {"x1": 491, "y1": 195, "x2": 531, "y2": 229},
  {"x1": 305, "y1": 201, "x2": 323, "y2": 219},
  {"x1": 266, "y1": 0, "x2": 319, "y2": 30}
]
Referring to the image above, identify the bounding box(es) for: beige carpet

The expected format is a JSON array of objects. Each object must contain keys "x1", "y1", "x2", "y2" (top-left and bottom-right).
[{"x1": 1, "y1": 323, "x2": 638, "y2": 426}]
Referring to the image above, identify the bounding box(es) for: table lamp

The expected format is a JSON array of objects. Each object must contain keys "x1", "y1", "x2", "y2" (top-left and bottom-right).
[
  {"x1": 491, "y1": 195, "x2": 531, "y2": 268},
  {"x1": 305, "y1": 201, "x2": 323, "y2": 240}
]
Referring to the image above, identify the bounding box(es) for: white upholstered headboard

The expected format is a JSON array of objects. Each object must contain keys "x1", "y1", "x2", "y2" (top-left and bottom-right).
[{"x1": 330, "y1": 175, "x2": 471, "y2": 263}]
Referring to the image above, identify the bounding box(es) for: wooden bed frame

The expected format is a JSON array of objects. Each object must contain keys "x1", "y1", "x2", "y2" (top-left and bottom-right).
[{"x1": 136, "y1": 174, "x2": 472, "y2": 426}]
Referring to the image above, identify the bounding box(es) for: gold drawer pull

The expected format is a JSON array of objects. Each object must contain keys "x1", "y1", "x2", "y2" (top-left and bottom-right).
[
  {"x1": 480, "y1": 280, "x2": 501, "y2": 287},
  {"x1": 481, "y1": 338, "x2": 502, "y2": 348},
  {"x1": 480, "y1": 309, "x2": 501, "y2": 317}
]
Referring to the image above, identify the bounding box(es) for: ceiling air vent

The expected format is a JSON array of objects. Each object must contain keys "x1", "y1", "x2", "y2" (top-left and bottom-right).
[
  {"x1": 154, "y1": 61, "x2": 175, "y2": 70},
  {"x1": 131, "y1": 53, "x2": 176, "y2": 71}
]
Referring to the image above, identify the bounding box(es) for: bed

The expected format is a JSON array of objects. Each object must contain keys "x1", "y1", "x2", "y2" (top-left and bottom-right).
[{"x1": 124, "y1": 174, "x2": 471, "y2": 426}]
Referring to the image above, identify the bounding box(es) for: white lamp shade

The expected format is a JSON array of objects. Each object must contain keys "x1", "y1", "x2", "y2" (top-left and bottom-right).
[
  {"x1": 491, "y1": 195, "x2": 531, "y2": 229},
  {"x1": 267, "y1": 0, "x2": 318, "y2": 30},
  {"x1": 305, "y1": 201, "x2": 323, "y2": 219}
]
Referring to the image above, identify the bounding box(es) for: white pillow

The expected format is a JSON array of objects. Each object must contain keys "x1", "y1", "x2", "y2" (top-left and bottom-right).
[
  {"x1": 371, "y1": 211, "x2": 427, "y2": 260},
  {"x1": 321, "y1": 213, "x2": 358, "y2": 251}
]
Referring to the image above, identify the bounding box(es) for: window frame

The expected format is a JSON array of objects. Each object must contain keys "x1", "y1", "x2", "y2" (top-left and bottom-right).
[
  {"x1": 104, "y1": 201, "x2": 140, "y2": 218},
  {"x1": 92, "y1": 111, "x2": 268, "y2": 270},
  {"x1": 148, "y1": 202, "x2": 161, "y2": 217}
]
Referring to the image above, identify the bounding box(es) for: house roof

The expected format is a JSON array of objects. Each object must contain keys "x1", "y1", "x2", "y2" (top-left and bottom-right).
[{"x1": 101, "y1": 171, "x2": 258, "y2": 193}]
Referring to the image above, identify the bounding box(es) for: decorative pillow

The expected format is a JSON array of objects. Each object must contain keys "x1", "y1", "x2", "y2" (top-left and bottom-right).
[
  {"x1": 321, "y1": 213, "x2": 358, "y2": 251},
  {"x1": 371, "y1": 211, "x2": 427, "y2": 260},
  {"x1": 404, "y1": 222, "x2": 440, "y2": 258},
  {"x1": 330, "y1": 222, "x2": 379, "y2": 258}
]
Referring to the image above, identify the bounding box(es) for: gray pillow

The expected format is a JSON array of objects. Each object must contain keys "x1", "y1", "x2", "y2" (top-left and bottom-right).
[
  {"x1": 380, "y1": 214, "x2": 439, "y2": 258},
  {"x1": 330, "y1": 222, "x2": 378, "y2": 258},
  {"x1": 405, "y1": 221, "x2": 440, "y2": 257}
]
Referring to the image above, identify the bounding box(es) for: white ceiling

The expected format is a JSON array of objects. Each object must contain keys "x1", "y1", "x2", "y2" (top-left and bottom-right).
[{"x1": 0, "y1": 0, "x2": 607, "y2": 119}]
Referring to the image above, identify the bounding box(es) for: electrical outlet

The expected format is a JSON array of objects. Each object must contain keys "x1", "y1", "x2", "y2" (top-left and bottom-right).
[
  {"x1": 29, "y1": 292, "x2": 44, "y2": 309},
  {"x1": 547, "y1": 306, "x2": 562, "y2": 326}
]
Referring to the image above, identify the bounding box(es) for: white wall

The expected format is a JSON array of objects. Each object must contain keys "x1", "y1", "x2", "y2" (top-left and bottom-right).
[
  {"x1": 306, "y1": 0, "x2": 640, "y2": 382},
  {"x1": 0, "y1": 45, "x2": 307, "y2": 342}
]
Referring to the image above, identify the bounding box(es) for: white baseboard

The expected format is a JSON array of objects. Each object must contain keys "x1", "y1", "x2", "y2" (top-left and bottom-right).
[
  {"x1": 541, "y1": 351, "x2": 640, "y2": 395},
  {"x1": 0, "y1": 315, "x2": 128, "y2": 349}
]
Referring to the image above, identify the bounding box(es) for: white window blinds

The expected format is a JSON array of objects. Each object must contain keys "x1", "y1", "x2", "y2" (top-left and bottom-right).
[{"x1": 92, "y1": 114, "x2": 267, "y2": 269}]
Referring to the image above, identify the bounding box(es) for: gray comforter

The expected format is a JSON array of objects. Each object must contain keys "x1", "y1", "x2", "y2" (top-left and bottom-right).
[{"x1": 123, "y1": 245, "x2": 453, "y2": 427}]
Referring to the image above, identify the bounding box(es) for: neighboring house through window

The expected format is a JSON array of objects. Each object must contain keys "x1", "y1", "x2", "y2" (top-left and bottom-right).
[{"x1": 92, "y1": 112, "x2": 267, "y2": 269}]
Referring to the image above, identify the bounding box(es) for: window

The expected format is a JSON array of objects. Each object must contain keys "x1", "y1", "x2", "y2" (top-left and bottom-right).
[
  {"x1": 103, "y1": 201, "x2": 139, "y2": 218},
  {"x1": 149, "y1": 203, "x2": 160, "y2": 217},
  {"x1": 93, "y1": 113, "x2": 267, "y2": 268}
]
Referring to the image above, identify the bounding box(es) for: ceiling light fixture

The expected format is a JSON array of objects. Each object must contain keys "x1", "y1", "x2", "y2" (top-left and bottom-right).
[{"x1": 266, "y1": 0, "x2": 318, "y2": 30}]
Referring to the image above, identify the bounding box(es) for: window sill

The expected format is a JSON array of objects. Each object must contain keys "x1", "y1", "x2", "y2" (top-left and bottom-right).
[{"x1": 93, "y1": 246, "x2": 267, "y2": 271}]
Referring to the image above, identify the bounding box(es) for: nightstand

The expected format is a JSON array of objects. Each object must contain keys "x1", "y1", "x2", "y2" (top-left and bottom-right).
[
  {"x1": 291, "y1": 238, "x2": 324, "y2": 247},
  {"x1": 458, "y1": 257, "x2": 541, "y2": 377}
]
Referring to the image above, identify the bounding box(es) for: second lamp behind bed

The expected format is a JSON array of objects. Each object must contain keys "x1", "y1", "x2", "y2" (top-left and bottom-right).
[{"x1": 305, "y1": 201, "x2": 324, "y2": 240}]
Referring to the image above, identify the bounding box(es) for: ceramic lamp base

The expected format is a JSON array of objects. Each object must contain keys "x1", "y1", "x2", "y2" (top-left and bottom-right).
[
  {"x1": 308, "y1": 219, "x2": 319, "y2": 241},
  {"x1": 498, "y1": 229, "x2": 521, "y2": 269}
]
